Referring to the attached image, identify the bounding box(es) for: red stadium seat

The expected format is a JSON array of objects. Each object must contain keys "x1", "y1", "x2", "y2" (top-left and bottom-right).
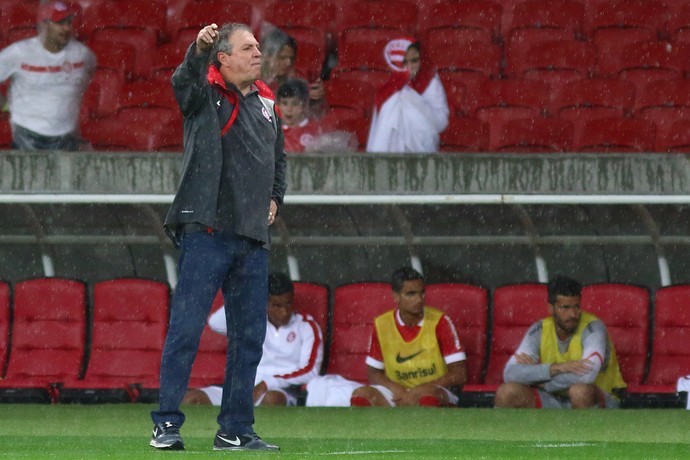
[
  {"x1": 668, "y1": 2, "x2": 690, "y2": 43},
  {"x1": 439, "y1": 117, "x2": 489, "y2": 153},
  {"x1": 645, "y1": 285, "x2": 690, "y2": 389},
  {"x1": 418, "y1": 0, "x2": 502, "y2": 42},
  {"x1": 61, "y1": 279, "x2": 169, "y2": 403},
  {"x1": 78, "y1": 0, "x2": 167, "y2": 40},
  {"x1": 88, "y1": 28, "x2": 159, "y2": 80},
  {"x1": 425, "y1": 283, "x2": 489, "y2": 386},
  {"x1": 638, "y1": 107, "x2": 690, "y2": 153},
  {"x1": 616, "y1": 41, "x2": 688, "y2": 95},
  {"x1": 504, "y1": 28, "x2": 574, "y2": 77},
  {"x1": 88, "y1": 40, "x2": 137, "y2": 81},
  {"x1": 336, "y1": 0, "x2": 418, "y2": 43},
  {"x1": 489, "y1": 116, "x2": 574, "y2": 153},
  {"x1": 324, "y1": 78, "x2": 375, "y2": 120},
  {"x1": 327, "y1": 283, "x2": 393, "y2": 383},
  {"x1": 584, "y1": 0, "x2": 670, "y2": 41},
  {"x1": 437, "y1": 73, "x2": 467, "y2": 116},
  {"x1": 2, "y1": 2, "x2": 37, "y2": 42},
  {"x1": 581, "y1": 283, "x2": 650, "y2": 386},
  {"x1": 0, "y1": 278, "x2": 87, "y2": 403},
  {"x1": 294, "y1": 282, "x2": 330, "y2": 348},
  {"x1": 473, "y1": 79, "x2": 551, "y2": 120},
  {"x1": 168, "y1": 0, "x2": 255, "y2": 43},
  {"x1": 484, "y1": 283, "x2": 548, "y2": 387},
  {"x1": 0, "y1": 113, "x2": 12, "y2": 149},
  {"x1": 263, "y1": 0, "x2": 337, "y2": 48},
  {"x1": 553, "y1": 78, "x2": 636, "y2": 121},
  {"x1": 653, "y1": 118, "x2": 690, "y2": 153},
  {"x1": 593, "y1": 28, "x2": 655, "y2": 77},
  {"x1": 0, "y1": 280, "x2": 9, "y2": 378},
  {"x1": 572, "y1": 117, "x2": 656, "y2": 153},
  {"x1": 426, "y1": 33, "x2": 501, "y2": 79},
  {"x1": 506, "y1": 0, "x2": 585, "y2": 41},
  {"x1": 510, "y1": 39, "x2": 596, "y2": 79},
  {"x1": 329, "y1": 37, "x2": 396, "y2": 89}
]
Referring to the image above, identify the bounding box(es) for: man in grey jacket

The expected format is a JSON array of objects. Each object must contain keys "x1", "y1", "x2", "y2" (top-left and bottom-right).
[{"x1": 150, "y1": 22, "x2": 286, "y2": 452}]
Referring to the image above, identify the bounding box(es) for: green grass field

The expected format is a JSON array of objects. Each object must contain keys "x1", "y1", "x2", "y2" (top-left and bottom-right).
[{"x1": 0, "y1": 404, "x2": 688, "y2": 459}]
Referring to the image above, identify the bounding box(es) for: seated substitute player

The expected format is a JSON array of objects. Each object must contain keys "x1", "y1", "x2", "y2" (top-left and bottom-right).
[
  {"x1": 494, "y1": 275, "x2": 626, "y2": 409},
  {"x1": 350, "y1": 266, "x2": 467, "y2": 407},
  {"x1": 183, "y1": 272, "x2": 324, "y2": 406}
]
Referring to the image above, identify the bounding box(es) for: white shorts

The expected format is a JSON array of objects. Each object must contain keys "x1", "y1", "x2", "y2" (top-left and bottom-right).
[
  {"x1": 371, "y1": 384, "x2": 459, "y2": 407},
  {"x1": 200, "y1": 385, "x2": 298, "y2": 406}
]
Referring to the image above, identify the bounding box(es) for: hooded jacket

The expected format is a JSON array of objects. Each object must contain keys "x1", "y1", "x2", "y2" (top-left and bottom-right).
[{"x1": 165, "y1": 43, "x2": 287, "y2": 248}]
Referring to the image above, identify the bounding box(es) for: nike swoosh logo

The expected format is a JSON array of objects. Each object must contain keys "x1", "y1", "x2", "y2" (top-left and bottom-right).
[
  {"x1": 218, "y1": 435, "x2": 242, "y2": 446},
  {"x1": 396, "y1": 350, "x2": 424, "y2": 363}
]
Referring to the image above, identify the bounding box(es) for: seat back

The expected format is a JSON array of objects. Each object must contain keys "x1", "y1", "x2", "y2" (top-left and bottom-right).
[
  {"x1": 5, "y1": 278, "x2": 87, "y2": 382},
  {"x1": 328, "y1": 282, "x2": 393, "y2": 383},
  {"x1": 85, "y1": 279, "x2": 169, "y2": 385},
  {"x1": 425, "y1": 284, "x2": 489, "y2": 384},
  {"x1": 581, "y1": 283, "x2": 650, "y2": 385},
  {"x1": 294, "y1": 282, "x2": 330, "y2": 344},
  {"x1": 485, "y1": 283, "x2": 547, "y2": 384},
  {"x1": 647, "y1": 286, "x2": 690, "y2": 385},
  {"x1": 0, "y1": 280, "x2": 9, "y2": 377}
]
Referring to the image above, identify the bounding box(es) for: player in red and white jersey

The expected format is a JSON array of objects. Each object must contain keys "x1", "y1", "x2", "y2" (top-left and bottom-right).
[
  {"x1": 183, "y1": 273, "x2": 324, "y2": 406},
  {"x1": 351, "y1": 267, "x2": 467, "y2": 407},
  {"x1": 0, "y1": 1, "x2": 96, "y2": 150}
]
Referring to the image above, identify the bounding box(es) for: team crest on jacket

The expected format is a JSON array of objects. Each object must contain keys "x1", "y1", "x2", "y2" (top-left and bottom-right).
[
  {"x1": 262, "y1": 106, "x2": 272, "y2": 122},
  {"x1": 384, "y1": 37, "x2": 414, "y2": 72},
  {"x1": 287, "y1": 331, "x2": 296, "y2": 343}
]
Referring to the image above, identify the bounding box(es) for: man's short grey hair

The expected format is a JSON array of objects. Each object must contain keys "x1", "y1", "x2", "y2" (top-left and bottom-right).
[{"x1": 210, "y1": 22, "x2": 253, "y2": 67}]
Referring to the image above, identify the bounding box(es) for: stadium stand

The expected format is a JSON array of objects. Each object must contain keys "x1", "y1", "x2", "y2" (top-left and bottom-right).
[
  {"x1": 323, "y1": 78, "x2": 375, "y2": 121},
  {"x1": 0, "y1": 278, "x2": 87, "y2": 403},
  {"x1": 655, "y1": 119, "x2": 690, "y2": 153},
  {"x1": 60, "y1": 278, "x2": 169, "y2": 403}
]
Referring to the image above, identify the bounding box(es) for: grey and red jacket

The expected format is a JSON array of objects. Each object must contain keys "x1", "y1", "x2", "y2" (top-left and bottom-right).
[{"x1": 164, "y1": 43, "x2": 287, "y2": 248}]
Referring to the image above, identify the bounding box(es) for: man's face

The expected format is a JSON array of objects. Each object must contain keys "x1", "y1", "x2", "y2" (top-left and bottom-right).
[
  {"x1": 394, "y1": 279, "x2": 425, "y2": 319},
  {"x1": 549, "y1": 294, "x2": 581, "y2": 337},
  {"x1": 218, "y1": 29, "x2": 262, "y2": 86},
  {"x1": 267, "y1": 292, "x2": 294, "y2": 328},
  {"x1": 277, "y1": 96, "x2": 306, "y2": 127},
  {"x1": 273, "y1": 45, "x2": 295, "y2": 78},
  {"x1": 43, "y1": 17, "x2": 73, "y2": 51}
]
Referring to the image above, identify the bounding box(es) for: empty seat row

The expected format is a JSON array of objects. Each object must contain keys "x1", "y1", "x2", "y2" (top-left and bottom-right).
[
  {"x1": 1, "y1": 277, "x2": 688, "y2": 405},
  {"x1": 0, "y1": 277, "x2": 328, "y2": 403}
]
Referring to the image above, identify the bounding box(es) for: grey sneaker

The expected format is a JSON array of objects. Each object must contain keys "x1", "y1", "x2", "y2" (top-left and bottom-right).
[
  {"x1": 213, "y1": 431, "x2": 280, "y2": 451},
  {"x1": 150, "y1": 422, "x2": 184, "y2": 450}
]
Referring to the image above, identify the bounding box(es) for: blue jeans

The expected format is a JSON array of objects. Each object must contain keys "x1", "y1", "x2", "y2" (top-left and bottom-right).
[{"x1": 151, "y1": 231, "x2": 268, "y2": 434}]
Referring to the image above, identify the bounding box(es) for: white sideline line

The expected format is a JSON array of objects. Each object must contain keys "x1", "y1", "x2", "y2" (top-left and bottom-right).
[
  {"x1": 534, "y1": 442, "x2": 595, "y2": 448},
  {"x1": 292, "y1": 450, "x2": 409, "y2": 456}
]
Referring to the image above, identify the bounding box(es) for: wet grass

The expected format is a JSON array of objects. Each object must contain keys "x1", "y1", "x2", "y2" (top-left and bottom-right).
[{"x1": 0, "y1": 405, "x2": 688, "y2": 459}]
